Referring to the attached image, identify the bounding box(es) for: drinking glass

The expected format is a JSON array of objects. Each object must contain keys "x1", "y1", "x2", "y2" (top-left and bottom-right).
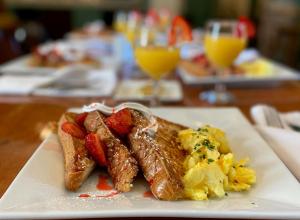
[
  {"x1": 200, "y1": 20, "x2": 247, "y2": 104},
  {"x1": 114, "y1": 11, "x2": 127, "y2": 33},
  {"x1": 134, "y1": 25, "x2": 180, "y2": 106}
]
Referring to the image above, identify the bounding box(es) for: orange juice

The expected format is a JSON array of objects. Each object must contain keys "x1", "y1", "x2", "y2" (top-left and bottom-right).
[
  {"x1": 204, "y1": 35, "x2": 246, "y2": 68},
  {"x1": 135, "y1": 46, "x2": 180, "y2": 80},
  {"x1": 114, "y1": 21, "x2": 127, "y2": 33},
  {"x1": 125, "y1": 29, "x2": 136, "y2": 44}
]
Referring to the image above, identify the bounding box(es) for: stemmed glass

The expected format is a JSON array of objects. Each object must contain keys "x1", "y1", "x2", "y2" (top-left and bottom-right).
[
  {"x1": 134, "y1": 24, "x2": 180, "y2": 106},
  {"x1": 200, "y1": 20, "x2": 247, "y2": 104}
]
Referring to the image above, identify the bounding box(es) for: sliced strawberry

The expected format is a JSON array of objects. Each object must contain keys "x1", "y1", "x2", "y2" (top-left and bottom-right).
[
  {"x1": 61, "y1": 122, "x2": 86, "y2": 139},
  {"x1": 105, "y1": 108, "x2": 133, "y2": 136},
  {"x1": 85, "y1": 133, "x2": 107, "y2": 166},
  {"x1": 75, "y1": 112, "x2": 88, "y2": 127}
]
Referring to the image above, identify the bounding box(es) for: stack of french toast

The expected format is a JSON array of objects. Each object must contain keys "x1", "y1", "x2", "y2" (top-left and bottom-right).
[{"x1": 58, "y1": 107, "x2": 187, "y2": 201}]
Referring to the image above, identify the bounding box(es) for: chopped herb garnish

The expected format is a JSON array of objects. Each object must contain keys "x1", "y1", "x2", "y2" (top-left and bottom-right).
[
  {"x1": 202, "y1": 139, "x2": 215, "y2": 151},
  {"x1": 208, "y1": 158, "x2": 214, "y2": 164},
  {"x1": 197, "y1": 127, "x2": 208, "y2": 132},
  {"x1": 203, "y1": 139, "x2": 210, "y2": 146},
  {"x1": 193, "y1": 143, "x2": 201, "y2": 150},
  {"x1": 199, "y1": 154, "x2": 206, "y2": 160}
]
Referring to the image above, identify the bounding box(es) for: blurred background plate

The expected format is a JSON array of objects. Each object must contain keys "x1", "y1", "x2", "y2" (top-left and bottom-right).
[
  {"x1": 114, "y1": 79, "x2": 183, "y2": 102},
  {"x1": 177, "y1": 59, "x2": 300, "y2": 86},
  {"x1": 0, "y1": 55, "x2": 55, "y2": 75}
]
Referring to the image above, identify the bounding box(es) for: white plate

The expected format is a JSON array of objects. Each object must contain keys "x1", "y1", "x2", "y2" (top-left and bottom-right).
[
  {"x1": 114, "y1": 80, "x2": 183, "y2": 102},
  {"x1": 0, "y1": 55, "x2": 119, "y2": 76},
  {"x1": 33, "y1": 68, "x2": 117, "y2": 97},
  {"x1": 178, "y1": 59, "x2": 300, "y2": 86},
  {"x1": 1, "y1": 108, "x2": 300, "y2": 219}
]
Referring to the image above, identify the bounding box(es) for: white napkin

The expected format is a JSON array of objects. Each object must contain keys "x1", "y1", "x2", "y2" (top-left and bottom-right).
[
  {"x1": 255, "y1": 126, "x2": 300, "y2": 181},
  {"x1": 0, "y1": 75, "x2": 54, "y2": 95},
  {"x1": 33, "y1": 68, "x2": 116, "y2": 97},
  {"x1": 251, "y1": 104, "x2": 300, "y2": 181}
]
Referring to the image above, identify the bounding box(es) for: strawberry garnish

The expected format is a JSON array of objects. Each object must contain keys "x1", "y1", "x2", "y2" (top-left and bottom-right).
[
  {"x1": 85, "y1": 133, "x2": 107, "y2": 166},
  {"x1": 105, "y1": 108, "x2": 133, "y2": 136},
  {"x1": 61, "y1": 122, "x2": 86, "y2": 139},
  {"x1": 75, "y1": 112, "x2": 88, "y2": 127}
]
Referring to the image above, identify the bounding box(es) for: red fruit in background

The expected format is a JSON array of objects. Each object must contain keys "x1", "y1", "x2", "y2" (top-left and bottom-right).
[
  {"x1": 238, "y1": 16, "x2": 256, "y2": 38},
  {"x1": 168, "y1": 16, "x2": 193, "y2": 46},
  {"x1": 75, "y1": 112, "x2": 88, "y2": 127},
  {"x1": 192, "y1": 54, "x2": 209, "y2": 67},
  {"x1": 105, "y1": 109, "x2": 133, "y2": 136},
  {"x1": 85, "y1": 133, "x2": 107, "y2": 166},
  {"x1": 61, "y1": 122, "x2": 86, "y2": 139}
]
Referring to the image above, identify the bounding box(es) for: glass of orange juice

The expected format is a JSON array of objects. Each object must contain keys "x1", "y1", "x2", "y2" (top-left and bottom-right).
[
  {"x1": 114, "y1": 11, "x2": 127, "y2": 33},
  {"x1": 201, "y1": 20, "x2": 247, "y2": 104},
  {"x1": 134, "y1": 25, "x2": 180, "y2": 106}
]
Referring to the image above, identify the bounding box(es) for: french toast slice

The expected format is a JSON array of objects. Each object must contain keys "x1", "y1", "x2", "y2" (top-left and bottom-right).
[
  {"x1": 84, "y1": 111, "x2": 138, "y2": 192},
  {"x1": 128, "y1": 110, "x2": 187, "y2": 200},
  {"x1": 58, "y1": 112, "x2": 95, "y2": 191}
]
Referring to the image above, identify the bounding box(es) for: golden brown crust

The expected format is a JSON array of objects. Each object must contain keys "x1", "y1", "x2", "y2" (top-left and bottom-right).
[
  {"x1": 58, "y1": 113, "x2": 95, "y2": 191},
  {"x1": 128, "y1": 110, "x2": 187, "y2": 200},
  {"x1": 84, "y1": 111, "x2": 138, "y2": 192}
]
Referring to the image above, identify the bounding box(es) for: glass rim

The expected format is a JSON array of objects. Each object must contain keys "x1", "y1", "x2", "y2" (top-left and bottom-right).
[{"x1": 206, "y1": 19, "x2": 242, "y2": 28}]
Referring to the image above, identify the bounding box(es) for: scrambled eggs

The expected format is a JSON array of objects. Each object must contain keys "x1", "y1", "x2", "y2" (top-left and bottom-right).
[
  {"x1": 238, "y1": 59, "x2": 273, "y2": 77},
  {"x1": 178, "y1": 125, "x2": 256, "y2": 200}
]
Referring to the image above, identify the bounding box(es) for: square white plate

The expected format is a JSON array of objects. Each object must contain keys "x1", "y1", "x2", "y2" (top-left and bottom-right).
[
  {"x1": 114, "y1": 80, "x2": 183, "y2": 102},
  {"x1": 0, "y1": 55, "x2": 56, "y2": 75},
  {"x1": 178, "y1": 59, "x2": 300, "y2": 86},
  {"x1": 0, "y1": 55, "x2": 118, "y2": 76},
  {"x1": 1, "y1": 108, "x2": 300, "y2": 219}
]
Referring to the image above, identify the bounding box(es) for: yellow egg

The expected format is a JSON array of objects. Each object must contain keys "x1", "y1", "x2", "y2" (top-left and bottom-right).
[
  {"x1": 179, "y1": 125, "x2": 256, "y2": 201},
  {"x1": 183, "y1": 161, "x2": 226, "y2": 200}
]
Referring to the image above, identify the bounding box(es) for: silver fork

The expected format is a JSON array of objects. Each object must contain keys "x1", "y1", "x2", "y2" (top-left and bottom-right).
[{"x1": 263, "y1": 106, "x2": 285, "y2": 128}]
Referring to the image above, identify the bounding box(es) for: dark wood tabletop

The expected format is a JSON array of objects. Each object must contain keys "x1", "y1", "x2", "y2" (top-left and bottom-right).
[{"x1": 0, "y1": 68, "x2": 300, "y2": 219}]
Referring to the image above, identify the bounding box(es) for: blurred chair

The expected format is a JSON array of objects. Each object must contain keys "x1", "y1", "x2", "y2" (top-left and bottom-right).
[
  {"x1": 14, "y1": 21, "x2": 47, "y2": 53},
  {"x1": 0, "y1": 0, "x2": 21, "y2": 64},
  {"x1": 256, "y1": 0, "x2": 300, "y2": 68}
]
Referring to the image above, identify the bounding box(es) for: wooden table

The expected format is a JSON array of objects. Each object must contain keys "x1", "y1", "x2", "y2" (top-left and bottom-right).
[{"x1": 1, "y1": 73, "x2": 300, "y2": 219}]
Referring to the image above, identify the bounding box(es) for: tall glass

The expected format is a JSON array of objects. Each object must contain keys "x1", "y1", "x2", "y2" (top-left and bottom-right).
[
  {"x1": 113, "y1": 11, "x2": 127, "y2": 33},
  {"x1": 134, "y1": 26, "x2": 180, "y2": 106},
  {"x1": 201, "y1": 21, "x2": 247, "y2": 104}
]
